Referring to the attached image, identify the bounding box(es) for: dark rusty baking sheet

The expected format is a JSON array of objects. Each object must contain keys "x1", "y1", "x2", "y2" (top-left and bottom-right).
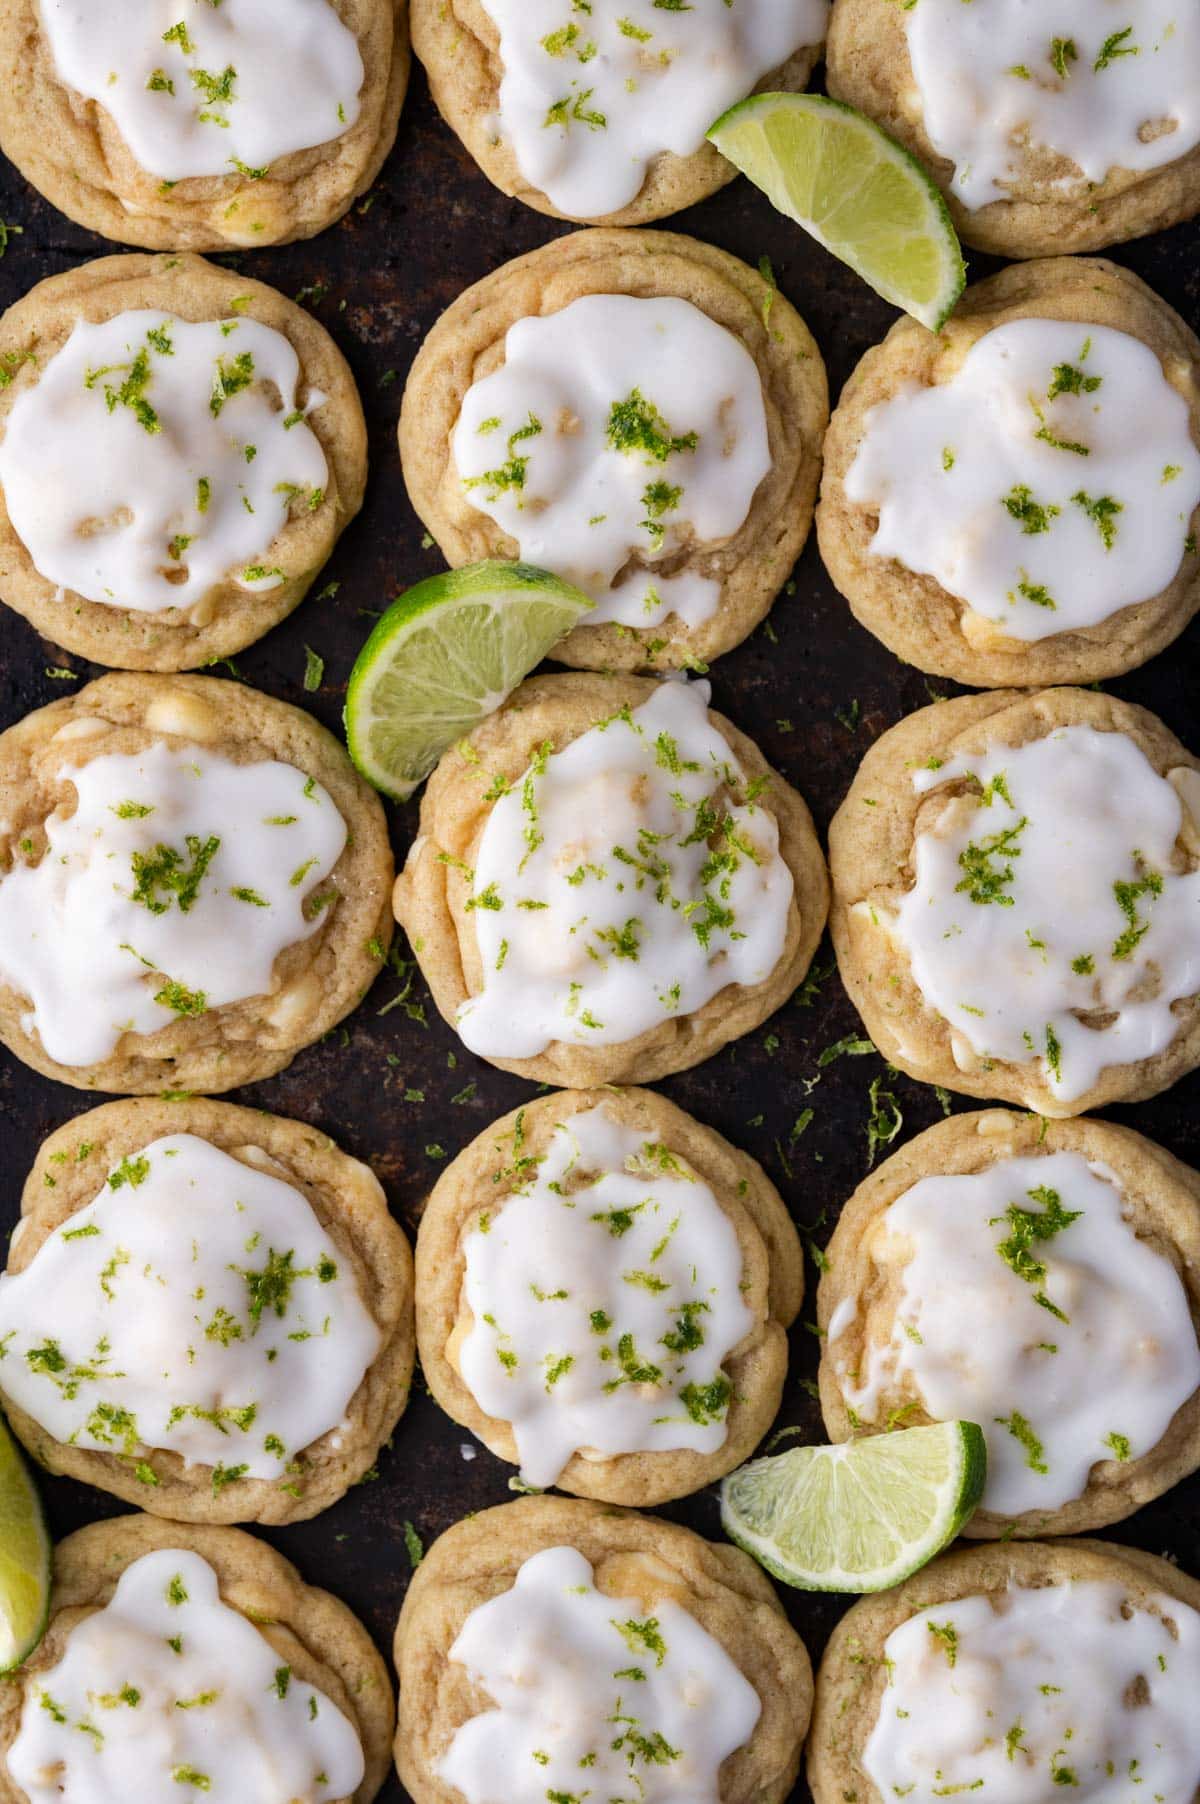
[{"x1": 0, "y1": 58, "x2": 1198, "y2": 1804}]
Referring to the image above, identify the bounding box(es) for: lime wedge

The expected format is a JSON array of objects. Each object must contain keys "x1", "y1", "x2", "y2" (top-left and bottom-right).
[
  {"x1": 708, "y1": 93, "x2": 965, "y2": 332},
  {"x1": 344, "y1": 562, "x2": 593, "y2": 800},
  {"x1": 720, "y1": 1421, "x2": 986, "y2": 1593},
  {"x1": 0, "y1": 1416, "x2": 51, "y2": 1668}
]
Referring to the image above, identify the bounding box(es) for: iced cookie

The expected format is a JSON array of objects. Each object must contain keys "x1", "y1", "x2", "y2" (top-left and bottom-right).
[
  {"x1": 826, "y1": 0, "x2": 1200, "y2": 257},
  {"x1": 0, "y1": 1513, "x2": 393, "y2": 1803},
  {"x1": 809, "y1": 1538, "x2": 1200, "y2": 1804},
  {"x1": 0, "y1": 1097, "x2": 414, "y2": 1525},
  {"x1": 829, "y1": 688, "x2": 1200, "y2": 1115},
  {"x1": 0, "y1": 0, "x2": 409, "y2": 250},
  {"x1": 416, "y1": 1088, "x2": 803, "y2": 1505},
  {"x1": 400, "y1": 229, "x2": 828, "y2": 672},
  {"x1": 0, "y1": 672, "x2": 394, "y2": 1095},
  {"x1": 394, "y1": 1495, "x2": 812, "y2": 1804},
  {"x1": 0, "y1": 254, "x2": 367, "y2": 672},
  {"x1": 818, "y1": 258, "x2": 1200, "y2": 687},
  {"x1": 394, "y1": 672, "x2": 829, "y2": 1086},
  {"x1": 818, "y1": 1108, "x2": 1200, "y2": 1539},
  {"x1": 410, "y1": 0, "x2": 828, "y2": 225}
]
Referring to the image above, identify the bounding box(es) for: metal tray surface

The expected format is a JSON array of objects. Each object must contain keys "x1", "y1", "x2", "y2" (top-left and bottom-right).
[{"x1": 0, "y1": 59, "x2": 1197, "y2": 1804}]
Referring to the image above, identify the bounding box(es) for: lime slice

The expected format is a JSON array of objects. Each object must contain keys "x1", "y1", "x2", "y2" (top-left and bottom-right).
[
  {"x1": 0, "y1": 1416, "x2": 51, "y2": 1669},
  {"x1": 345, "y1": 561, "x2": 593, "y2": 800},
  {"x1": 708, "y1": 93, "x2": 965, "y2": 332},
  {"x1": 720, "y1": 1421, "x2": 986, "y2": 1593}
]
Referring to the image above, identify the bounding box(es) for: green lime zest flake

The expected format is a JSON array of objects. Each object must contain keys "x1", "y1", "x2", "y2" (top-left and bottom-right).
[
  {"x1": 994, "y1": 1184, "x2": 1083, "y2": 1290},
  {"x1": 108, "y1": 1154, "x2": 150, "y2": 1191},
  {"x1": 1112, "y1": 862, "x2": 1163, "y2": 960},
  {"x1": 1104, "y1": 1431, "x2": 1131, "y2": 1461},
  {"x1": 1044, "y1": 1023, "x2": 1064, "y2": 1085},
  {"x1": 1015, "y1": 578, "x2": 1056, "y2": 610},
  {"x1": 147, "y1": 68, "x2": 176, "y2": 94},
  {"x1": 1002, "y1": 484, "x2": 1059, "y2": 535},
  {"x1": 613, "y1": 1616, "x2": 667, "y2": 1667},
  {"x1": 403, "y1": 1521, "x2": 425, "y2": 1568},
  {"x1": 1072, "y1": 490, "x2": 1123, "y2": 550},
  {"x1": 166, "y1": 1572, "x2": 189, "y2": 1606},
  {"x1": 111, "y1": 800, "x2": 154, "y2": 819},
  {"x1": 1071, "y1": 953, "x2": 1094, "y2": 975},
  {"x1": 1047, "y1": 355, "x2": 1099, "y2": 400},
  {"x1": 171, "y1": 1764, "x2": 211, "y2": 1789},
  {"x1": 1095, "y1": 26, "x2": 1138, "y2": 69},
  {"x1": 154, "y1": 978, "x2": 208, "y2": 1018},
  {"x1": 866, "y1": 1076, "x2": 903, "y2": 1167},
  {"x1": 463, "y1": 412, "x2": 543, "y2": 499},
  {"x1": 679, "y1": 1376, "x2": 732, "y2": 1423},
  {"x1": 130, "y1": 834, "x2": 220, "y2": 915},
  {"x1": 1049, "y1": 35, "x2": 1078, "y2": 78},
  {"x1": 607, "y1": 388, "x2": 698, "y2": 464},
  {"x1": 997, "y1": 1409, "x2": 1049, "y2": 1473},
  {"x1": 230, "y1": 886, "x2": 269, "y2": 908},
  {"x1": 162, "y1": 20, "x2": 195, "y2": 52},
  {"x1": 209, "y1": 349, "x2": 254, "y2": 417},
  {"x1": 927, "y1": 1619, "x2": 958, "y2": 1666},
  {"x1": 84, "y1": 344, "x2": 160, "y2": 434},
  {"x1": 956, "y1": 817, "x2": 1027, "y2": 906},
  {"x1": 303, "y1": 645, "x2": 324, "y2": 691}
]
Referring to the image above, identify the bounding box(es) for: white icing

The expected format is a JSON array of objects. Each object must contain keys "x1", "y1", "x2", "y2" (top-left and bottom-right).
[
  {"x1": 437, "y1": 1544, "x2": 761, "y2": 1804},
  {"x1": 831, "y1": 1151, "x2": 1200, "y2": 1516},
  {"x1": 454, "y1": 294, "x2": 771, "y2": 633},
  {"x1": 863, "y1": 1579, "x2": 1200, "y2": 1804},
  {"x1": 893, "y1": 725, "x2": 1200, "y2": 1103},
  {"x1": 0, "y1": 1133, "x2": 380, "y2": 1484},
  {"x1": 456, "y1": 1103, "x2": 754, "y2": 1487},
  {"x1": 38, "y1": 0, "x2": 364, "y2": 183},
  {"x1": 0, "y1": 311, "x2": 328, "y2": 616},
  {"x1": 454, "y1": 679, "x2": 793, "y2": 1060},
  {"x1": 845, "y1": 319, "x2": 1200, "y2": 642},
  {"x1": 905, "y1": 0, "x2": 1200, "y2": 212},
  {"x1": 6, "y1": 1548, "x2": 363, "y2": 1803},
  {"x1": 477, "y1": 0, "x2": 829, "y2": 217},
  {"x1": 0, "y1": 740, "x2": 346, "y2": 1067}
]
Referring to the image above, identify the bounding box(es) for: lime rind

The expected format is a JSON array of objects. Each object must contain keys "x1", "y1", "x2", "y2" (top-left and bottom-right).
[
  {"x1": 720, "y1": 1420, "x2": 986, "y2": 1594},
  {"x1": 0, "y1": 1416, "x2": 51, "y2": 1670},
  {"x1": 708, "y1": 92, "x2": 966, "y2": 333},
  {"x1": 344, "y1": 560, "x2": 593, "y2": 800}
]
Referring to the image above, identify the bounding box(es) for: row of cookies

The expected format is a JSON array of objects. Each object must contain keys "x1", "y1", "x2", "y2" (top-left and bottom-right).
[
  {"x1": 0, "y1": 235, "x2": 1195, "y2": 689},
  {"x1": 0, "y1": 662, "x2": 1197, "y2": 1120},
  {"x1": 5, "y1": 4, "x2": 1199, "y2": 261},
  {"x1": 8, "y1": 1465, "x2": 1200, "y2": 1795},
  {"x1": 3, "y1": 1080, "x2": 1199, "y2": 1541},
  {"x1": 3, "y1": 1065, "x2": 1200, "y2": 1797}
]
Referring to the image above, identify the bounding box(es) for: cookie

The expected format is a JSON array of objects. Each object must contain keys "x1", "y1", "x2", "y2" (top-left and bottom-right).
[
  {"x1": 829, "y1": 688, "x2": 1200, "y2": 1115},
  {"x1": 0, "y1": 253, "x2": 367, "y2": 672},
  {"x1": 0, "y1": 671, "x2": 394, "y2": 1094},
  {"x1": 826, "y1": 0, "x2": 1200, "y2": 257},
  {"x1": 0, "y1": 1513, "x2": 394, "y2": 1803},
  {"x1": 394, "y1": 1495, "x2": 812, "y2": 1804},
  {"x1": 416, "y1": 1087, "x2": 803, "y2": 1505},
  {"x1": 400, "y1": 228, "x2": 828, "y2": 672},
  {"x1": 809, "y1": 1538, "x2": 1200, "y2": 1804},
  {"x1": 0, "y1": 0, "x2": 409, "y2": 250},
  {"x1": 394, "y1": 672, "x2": 829, "y2": 1087},
  {"x1": 818, "y1": 1108, "x2": 1200, "y2": 1538},
  {"x1": 411, "y1": 0, "x2": 827, "y2": 225},
  {"x1": 0, "y1": 1097, "x2": 414, "y2": 1525},
  {"x1": 818, "y1": 258, "x2": 1200, "y2": 687}
]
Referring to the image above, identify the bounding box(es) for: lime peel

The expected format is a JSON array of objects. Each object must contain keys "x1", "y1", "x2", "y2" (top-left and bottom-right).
[
  {"x1": 708, "y1": 92, "x2": 966, "y2": 333},
  {"x1": 720, "y1": 1419, "x2": 986, "y2": 1593}
]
